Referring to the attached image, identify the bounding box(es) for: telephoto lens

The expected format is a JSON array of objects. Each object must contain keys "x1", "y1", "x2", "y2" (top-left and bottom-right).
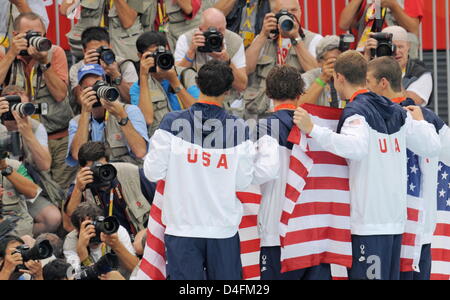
[
  {"x1": 90, "y1": 215, "x2": 120, "y2": 244},
  {"x1": 11, "y1": 102, "x2": 36, "y2": 117},
  {"x1": 26, "y1": 31, "x2": 52, "y2": 52},
  {"x1": 74, "y1": 253, "x2": 119, "y2": 280},
  {"x1": 92, "y1": 80, "x2": 120, "y2": 102},
  {"x1": 14, "y1": 240, "x2": 53, "y2": 262},
  {"x1": 278, "y1": 10, "x2": 295, "y2": 32},
  {"x1": 371, "y1": 32, "x2": 396, "y2": 58}
]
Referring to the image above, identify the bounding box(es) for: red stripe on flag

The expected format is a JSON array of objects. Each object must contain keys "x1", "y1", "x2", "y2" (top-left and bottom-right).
[
  {"x1": 240, "y1": 215, "x2": 258, "y2": 229},
  {"x1": 290, "y1": 202, "x2": 351, "y2": 218},
  {"x1": 139, "y1": 258, "x2": 166, "y2": 280},
  {"x1": 149, "y1": 203, "x2": 163, "y2": 225},
  {"x1": 431, "y1": 248, "x2": 450, "y2": 262},
  {"x1": 146, "y1": 231, "x2": 166, "y2": 259},
  {"x1": 402, "y1": 233, "x2": 416, "y2": 247},
  {"x1": 236, "y1": 192, "x2": 261, "y2": 204},
  {"x1": 284, "y1": 227, "x2": 351, "y2": 245},
  {"x1": 301, "y1": 103, "x2": 344, "y2": 120},
  {"x1": 289, "y1": 155, "x2": 309, "y2": 178},
  {"x1": 307, "y1": 152, "x2": 348, "y2": 166},
  {"x1": 281, "y1": 252, "x2": 353, "y2": 272},
  {"x1": 156, "y1": 181, "x2": 165, "y2": 195},
  {"x1": 400, "y1": 258, "x2": 414, "y2": 272},
  {"x1": 407, "y1": 208, "x2": 419, "y2": 222},
  {"x1": 285, "y1": 184, "x2": 301, "y2": 202},
  {"x1": 280, "y1": 211, "x2": 291, "y2": 226},
  {"x1": 430, "y1": 274, "x2": 450, "y2": 280},
  {"x1": 287, "y1": 126, "x2": 301, "y2": 145},
  {"x1": 240, "y1": 239, "x2": 260, "y2": 254},
  {"x1": 434, "y1": 223, "x2": 450, "y2": 236},
  {"x1": 304, "y1": 177, "x2": 349, "y2": 191},
  {"x1": 242, "y1": 264, "x2": 261, "y2": 280}
]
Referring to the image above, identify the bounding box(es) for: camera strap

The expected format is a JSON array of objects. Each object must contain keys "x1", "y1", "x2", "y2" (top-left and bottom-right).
[
  {"x1": 356, "y1": 0, "x2": 387, "y2": 51},
  {"x1": 276, "y1": 35, "x2": 291, "y2": 66}
]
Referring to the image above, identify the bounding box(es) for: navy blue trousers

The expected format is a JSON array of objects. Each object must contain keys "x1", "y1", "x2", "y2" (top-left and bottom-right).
[
  {"x1": 348, "y1": 235, "x2": 402, "y2": 280},
  {"x1": 260, "y1": 246, "x2": 332, "y2": 280},
  {"x1": 164, "y1": 233, "x2": 242, "y2": 280},
  {"x1": 400, "y1": 244, "x2": 432, "y2": 280}
]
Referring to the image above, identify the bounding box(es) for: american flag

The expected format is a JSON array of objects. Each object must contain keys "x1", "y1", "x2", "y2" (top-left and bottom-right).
[
  {"x1": 133, "y1": 181, "x2": 262, "y2": 280},
  {"x1": 431, "y1": 162, "x2": 450, "y2": 280},
  {"x1": 279, "y1": 104, "x2": 353, "y2": 273},
  {"x1": 400, "y1": 150, "x2": 425, "y2": 272}
]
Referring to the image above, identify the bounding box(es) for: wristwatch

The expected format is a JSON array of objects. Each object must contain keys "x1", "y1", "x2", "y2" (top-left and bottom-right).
[
  {"x1": 173, "y1": 85, "x2": 183, "y2": 94},
  {"x1": 112, "y1": 76, "x2": 122, "y2": 86},
  {"x1": 118, "y1": 116, "x2": 129, "y2": 126},
  {"x1": 40, "y1": 63, "x2": 51, "y2": 72},
  {"x1": 1, "y1": 166, "x2": 13, "y2": 177},
  {"x1": 290, "y1": 37, "x2": 303, "y2": 46}
]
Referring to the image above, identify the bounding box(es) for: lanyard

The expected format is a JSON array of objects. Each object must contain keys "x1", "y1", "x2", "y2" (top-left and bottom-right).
[
  {"x1": 277, "y1": 36, "x2": 291, "y2": 66},
  {"x1": 100, "y1": 0, "x2": 114, "y2": 27}
]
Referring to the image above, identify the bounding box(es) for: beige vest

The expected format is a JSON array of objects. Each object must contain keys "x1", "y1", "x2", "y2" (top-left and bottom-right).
[
  {"x1": 8, "y1": 47, "x2": 74, "y2": 134},
  {"x1": 84, "y1": 162, "x2": 151, "y2": 233},
  {"x1": 66, "y1": 0, "x2": 149, "y2": 61},
  {"x1": 146, "y1": 76, "x2": 171, "y2": 138},
  {"x1": 244, "y1": 30, "x2": 316, "y2": 120}
]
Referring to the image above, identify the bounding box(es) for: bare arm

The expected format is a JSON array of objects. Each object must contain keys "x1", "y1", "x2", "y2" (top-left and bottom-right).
[
  {"x1": 387, "y1": 1, "x2": 420, "y2": 36},
  {"x1": 11, "y1": 0, "x2": 32, "y2": 13},
  {"x1": 292, "y1": 41, "x2": 318, "y2": 72},
  {"x1": 214, "y1": 0, "x2": 238, "y2": 16},
  {"x1": 70, "y1": 113, "x2": 90, "y2": 162},
  {"x1": 1, "y1": 161, "x2": 39, "y2": 199},
  {"x1": 114, "y1": 0, "x2": 139, "y2": 29},
  {"x1": 138, "y1": 73, "x2": 154, "y2": 125},
  {"x1": 231, "y1": 65, "x2": 248, "y2": 93},
  {"x1": 176, "y1": 0, "x2": 193, "y2": 15},
  {"x1": 339, "y1": 0, "x2": 364, "y2": 31},
  {"x1": 245, "y1": 34, "x2": 266, "y2": 75}
]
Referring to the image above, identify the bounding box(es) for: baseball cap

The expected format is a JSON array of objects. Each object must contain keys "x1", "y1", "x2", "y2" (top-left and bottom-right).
[
  {"x1": 78, "y1": 64, "x2": 105, "y2": 84},
  {"x1": 316, "y1": 35, "x2": 340, "y2": 60}
]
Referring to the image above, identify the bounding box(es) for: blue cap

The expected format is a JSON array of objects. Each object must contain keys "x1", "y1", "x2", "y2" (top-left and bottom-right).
[{"x1": 78, "y1": 64, "x2": 105, "y2": 83}]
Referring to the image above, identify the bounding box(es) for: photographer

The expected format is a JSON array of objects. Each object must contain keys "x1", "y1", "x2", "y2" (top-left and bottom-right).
[
  {"x1": 64, "y1": 142, "x2": 154, "y2": 237},
  {"x1": 70, "y1": 27, "x2": 139, "y2": 109},
  {"x1": 301, "y1": 35, "x2": 346, "y2": 108},
  {"x1": 339, "y1": 0, "x2": 423, "y2": 58},
  {"x1": 0, "y1": 12, "x2": 76, "y2": 190},
  {"x1": 131, "y1": 31, "x2": 199, "y2": 137},
  {"x1": 67, "y1": 64, "x2": 149, "y2": 167},
  {"x1": 364, "y1": 25, "x2": 432, "y2": 106},
  {"x1": 63, "y1": 202, "x2": 138, "y2": 275},
  {"x1": 0, "y1": 86, "x2": 62, "y2": 235},
  {"x1": 175, "y1": 8, "x2": 248, "y2": 94},
  {"x1": 61, "y1": 0, "x2": 154, "y2": 62},
  {"x1": 43, "y1": 259, "x2": 72, "y2": 280},
  {"x1": 0, "y1": 235, "x2": 43, "y2": 280},
  {"x1": 244, "y1": 0, "x2": 322, "y2": 119}
]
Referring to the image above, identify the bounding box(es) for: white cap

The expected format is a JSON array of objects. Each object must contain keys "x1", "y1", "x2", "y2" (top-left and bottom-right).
[{"x1": 382, "y1": 26, "x2": 409, "y2": 42}]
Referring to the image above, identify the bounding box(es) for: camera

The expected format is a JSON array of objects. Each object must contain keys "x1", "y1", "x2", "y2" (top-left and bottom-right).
[
  {"x1": 371, "y1": 32, "x2": 396, "y2": 58},
  {"x1": 1, "y1": 95, "x2": 48, "y2": 121},
  {"x1": 146, "y1": 46, "x2": 175, "y2": 73},
  {"x1": 13, "y1": 240, "x2": 53, "y2": 263},
  {"x1": 270, "y1": 9, "x2": 296, "y2": 38},
  {"x1": 96, "y1": 46, "x2": 116, "y2": 65},
  {"x1": 0, "y1": 131, "x2": 21, "y2": 159},
  {"x1": 198, "y1": 27, "x2": 224, "y2": 53},
  {"x1": 92, "y1": 80, "x2": 120, "y2": 103},
  {"x1": 338, "y1": 34, "x2": 355, "y2": 52},
  {"x1": 19, "y1": 31, "x2": 52, "y2": 56},
  {"x1": 86, "y1": 163, "x2": 118, "y2": 190},
  {"x1": 89, "y1": 216, "x2": 120, "y2": 244},
  {"x1": 74, "y1": 253, "x2": 119, "y2": 280}
]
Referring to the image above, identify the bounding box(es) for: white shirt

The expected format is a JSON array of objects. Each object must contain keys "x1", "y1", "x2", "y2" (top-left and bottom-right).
[
  {"x1": 405, "y1": 72, "x2": 433, "y2": 106},
  {"x1": 174, "y1": 34, "x2": 247, "y2": 69}
]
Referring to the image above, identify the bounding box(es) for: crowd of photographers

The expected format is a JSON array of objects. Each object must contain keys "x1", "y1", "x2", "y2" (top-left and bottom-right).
[{"x1": 0, "y1": 0, "x2": 435, "y2": 280}]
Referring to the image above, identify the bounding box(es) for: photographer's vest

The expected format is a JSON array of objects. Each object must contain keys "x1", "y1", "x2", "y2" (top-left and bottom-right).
[
  {"x1": 403, "y1": 59, "x2": 433, "y2": 104},
  {"x1": 72, "y1": 106, "x2": 143, "y2": 166},
  {"x1": 84, "y1": 162, "x2": 151, "y2": 233},
  {"x1": 66, "y1": 0, "x2": 154, "y2": 61},
  {"x1": 1, "y1": 159, "x2": 34, "y2": 237},
  {"x1": 146, "y1": 76, "x2": 171, "y2": 138},
  {"x1": 184, "y1": 29, "x2": 245, "y2": 117},
  {"x1": 244, "y1": 30, "x2": 316, "y2": 120},
  {"x1": 6, "y1": 47, "x2": 74, "y2": 135}
]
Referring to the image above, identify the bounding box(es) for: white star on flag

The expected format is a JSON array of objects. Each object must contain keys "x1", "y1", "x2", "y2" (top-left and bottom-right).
[
  {"x1": 440, "y1": 189, "x2": 447, "y2": 198},
  {"x1": 410, "y1": 165, "x2": 419, "y2": 174},
  {"x1": 409, "y1": 183, "x2": 416, "y2": 192},
  {"x1": 447, "y1": 199, "x2": 450, "y2": 207},
  {"x1": 442, "y1": 172, "x2": 449, "y2": 180},
  {"x1": 439, "y1": 164, "x2": 443, "y2": 171}
]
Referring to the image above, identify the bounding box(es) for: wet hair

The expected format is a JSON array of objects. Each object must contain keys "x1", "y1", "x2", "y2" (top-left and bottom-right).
[
  {"x1": 368, "y1": 56, "x2": 403, "y2": 93},
  {"x1": 334, "y1": 51, "x2": 368, "y2": 86},
  {"x1": 196, "y1": 60, "x2": 234, "y2": 97},
  {"x1": 266, "y1": 65, "x2": 305, "y2": 100}
]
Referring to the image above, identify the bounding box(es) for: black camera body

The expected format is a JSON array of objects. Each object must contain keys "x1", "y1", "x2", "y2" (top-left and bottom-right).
[
  {"x1": 1, "y1": 95, "x2": 48, "y2": 121},
  {"x1": 198, "y1": 27, "x2": 224, "y2": 53},
  {"x1": 270, "y1": 9, "x2": 296, "y2": 38},
  {"x1": 89, "y1": 216, "x2": 120, "y2": 244},
  {"x1": 96, "y1": 46, "x2": 116, "y2": 65},
  {"x1": 0, "y1": 131, "x2": 22, "y2": 159},
  {"x1": 371, "y1": 32, "x2": 396, "y2": 58},
  {"x1": 74, "y1": 253, "x2": 119, "y2": 280},
  {"x1": 92, "y1": 81, "x2": 120, "y2": 104},
  {"x1": 146, "y1": 46, "x2": 175, "y2": 73},
  {"x1": 19, "y1": 31, "x2": 52, "y2": 56},
  {"x1": 338, "y1": 34, "x2": 355, "y2": 53},
  {"x1": 13, "y1": 240, "x2": 53, "y2": 271},
  {"x1": 86, "y1": 163, "x2": 118, "y2": 190}
]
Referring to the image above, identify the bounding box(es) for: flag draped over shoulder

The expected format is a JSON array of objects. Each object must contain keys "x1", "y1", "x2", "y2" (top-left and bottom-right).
[
  {"x1": 134, "y1": 181, "x2": 262, "y2": 280},
  {"x1": 279, "y1": 104, "x2": 353, "y2": 273},
  {"x1": 431, "y1": 162, "x2": 450, "y2": 280}
]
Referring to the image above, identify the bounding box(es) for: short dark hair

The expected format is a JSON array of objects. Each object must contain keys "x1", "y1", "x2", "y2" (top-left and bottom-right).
[
  {"x1": 70, "y1": 202, "x2": 103, "y2": 231},
  {"x1": 335, "y1": 51, "x2": 368, "y2": 86},
  {"x1": 136, "y1": 31, "x2": 167, "y2": 54},
  {"x1": 266, "y1": 65, "x2": 305, "y2": 100},
  {"x1": 81, "y1": 27, "x2": 110, "y2": 49},
  {"x1": 196, "y1": 60, "x2": 234, "y2": 97},
  {"x1": 0, "y1": 236, "x2": 24, "y2": 259},
  {"x1": 368, "y1": 56, "x2": 403, "y2": 92},
  {"x1": 13, "y1": 12, "x2": 46, "y2": 32},
  {"x1": 36, "y1": 233, "x2": 63, "y2": 259},
  {"x1": 78, "y1": 142, "x2": 110, "y2": 167},
  {"x1": 43, "y1": 259, "x2": 72, "y2": 280}
]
